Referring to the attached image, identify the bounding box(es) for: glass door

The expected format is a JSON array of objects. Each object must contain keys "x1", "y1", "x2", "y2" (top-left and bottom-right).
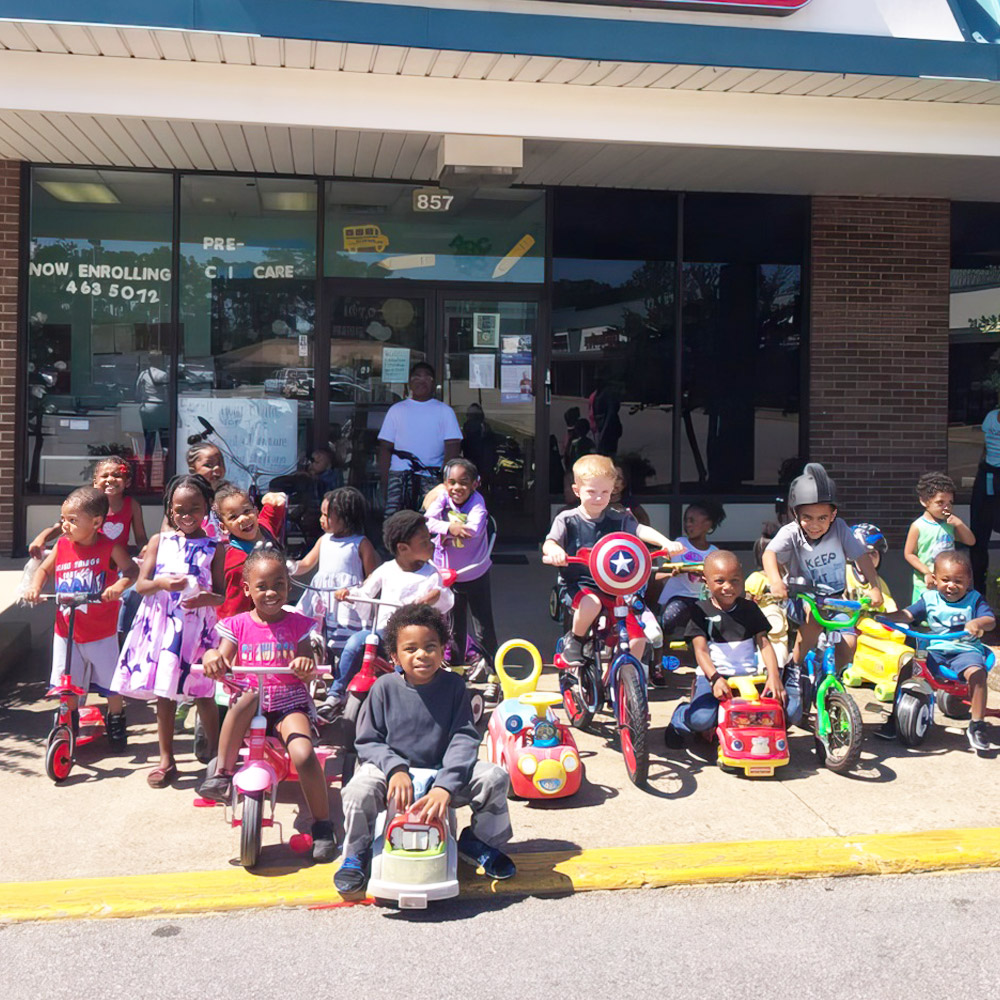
[
  {"x1": 326, "y1": 289, "x2": 430, "y2": 514},
  {"x1": 440, "y1": 298, "x2": 540, "y2": 540}
]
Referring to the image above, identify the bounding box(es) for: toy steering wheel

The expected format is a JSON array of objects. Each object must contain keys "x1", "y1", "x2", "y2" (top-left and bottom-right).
[{"x1": 519, "y1": 691, "x2": 562, "y2": 717}]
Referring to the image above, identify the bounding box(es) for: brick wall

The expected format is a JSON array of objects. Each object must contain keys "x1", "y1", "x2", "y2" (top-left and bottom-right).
[
  {"x1": 810, "y1": 197, "x2": 951, "y2": 546},
  {"x1": 0, "y1": 161, "x2": 19, "y2": 555}
]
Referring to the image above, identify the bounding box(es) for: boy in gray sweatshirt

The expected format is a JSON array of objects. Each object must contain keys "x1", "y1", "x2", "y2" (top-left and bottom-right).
[{"x1": 334, "y1": 603, "x2": 515, "y2": 895}]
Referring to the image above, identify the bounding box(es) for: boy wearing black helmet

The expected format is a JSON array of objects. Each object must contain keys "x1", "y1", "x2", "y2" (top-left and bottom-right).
[{"x1": 763, "y1": 463, "x2": 883, "y2": 675}]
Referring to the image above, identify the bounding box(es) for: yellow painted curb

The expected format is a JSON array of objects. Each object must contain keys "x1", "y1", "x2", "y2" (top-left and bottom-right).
[{"x1": 3, "y1": 826, "x2": 1000, "y2": 923}]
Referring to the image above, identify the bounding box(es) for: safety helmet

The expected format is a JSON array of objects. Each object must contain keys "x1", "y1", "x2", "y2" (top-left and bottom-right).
[
  {"x1": 787, "y1": 462, "x2": 837, "y2": 512},
  {"x1": 852, "y1": 522, "x2": 888, "y2": 555}
]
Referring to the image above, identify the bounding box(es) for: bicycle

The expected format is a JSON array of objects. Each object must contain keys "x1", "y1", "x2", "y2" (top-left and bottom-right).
[
  {"x1": 788, "y1": 581, "x2": 868, "y2": 774},
  {"x1": 546, "y1": 532, "x2": 678, "y2": 787},
  {"x1": 386, "y1": 447, "x2": 441, "y2": 515}
]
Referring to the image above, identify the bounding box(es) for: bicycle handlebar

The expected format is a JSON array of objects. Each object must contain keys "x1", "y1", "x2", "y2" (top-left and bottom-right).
[
  {"x1": 794, "y1": 590, "x2": 870, "y2": 629},
  {"x1": 875, "y1": 618, "x2": 974, "y2": 643},
  {"x1": 34, "y1": 593, "x2": 107, "y2": 606}
]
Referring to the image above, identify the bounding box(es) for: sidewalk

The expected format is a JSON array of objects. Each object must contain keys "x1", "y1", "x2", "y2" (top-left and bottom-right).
[{"x1": 2, "y1": 549, "x2": 999, "y2": 918}]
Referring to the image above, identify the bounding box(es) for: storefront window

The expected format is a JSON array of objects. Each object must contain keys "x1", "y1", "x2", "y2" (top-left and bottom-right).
[
  {"x1": 949, "y1": 202, "x2": 1000, "y2": 492},
  {"x1": 680, "y1": 194, "x2": 805, "y2": 490},
  {"x1": 551, "y1": 189, "x2": 677, "y2": 496},
  {"x1": 26, "y1": 168, "x2": 173, "y2": 495},
  {"x1": 178, "y1": 176, "x2": 317, "y2": 491},
  {"x1": 325, "y1": 182, "x2": 545, "y2": 284}
]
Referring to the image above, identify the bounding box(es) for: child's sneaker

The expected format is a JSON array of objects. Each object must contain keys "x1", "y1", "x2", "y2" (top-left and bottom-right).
[
  {"x1": 967, "y1": 720, "x2": 990, "y2": 753},
  {"x1": 106, "y1": 710, "x2": 127, "y2": 751},
  {"x1": 663, "y1": 723, "x2": 686, "y2": 750},
  {"x1": 560, "y1": 633, "x2": 585, "y2": 669},
  {"x1": 467, "y1": 657, "x2": 489, "y2": 683},
  {"x1": 334, "y1": 853, "x2": 370, "y2": 894},
  {"x1": 317, "y1": 696, "x2": 346, "y2": 724},
  {"x1": 457, "y1": 828, "x2": 516, "y2": 880},
  {"x1": 197, "y1": 770, "x2": 233, "y2": 804},
  {"x1": 483, "y1": 679, "x2": 501, "y2": 707},
  {"x1": 311, "y1": 820, "x2": 337, "y2": 863}
]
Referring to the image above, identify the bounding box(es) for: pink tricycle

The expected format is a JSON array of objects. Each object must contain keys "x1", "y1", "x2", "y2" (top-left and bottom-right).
[{"x1": 194, "y1": 664, "x2": 341, "y2": 869}]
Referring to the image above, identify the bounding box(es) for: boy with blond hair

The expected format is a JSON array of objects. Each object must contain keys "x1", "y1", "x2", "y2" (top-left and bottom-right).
[{"x1": 543, "y1": 454, "x2": 683, "y2": 667}]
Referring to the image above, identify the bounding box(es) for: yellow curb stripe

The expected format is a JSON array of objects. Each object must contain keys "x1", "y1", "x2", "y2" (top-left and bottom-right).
[{"x1": 3, "y1": 826, "x2": 1000, "y2": 923}]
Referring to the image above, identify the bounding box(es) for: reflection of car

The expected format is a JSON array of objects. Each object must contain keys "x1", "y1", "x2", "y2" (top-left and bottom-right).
[
  {"x1": 282, "y1": 372, "x2": 374, "y2": 401},
  {"x1": 716, "y1": 675, "x2": 789, "y2": 778}
]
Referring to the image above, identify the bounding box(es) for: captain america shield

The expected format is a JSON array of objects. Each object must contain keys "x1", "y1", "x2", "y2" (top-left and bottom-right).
[{"x1": 588, "y1": 532, "x2": 652, "y2": 596}]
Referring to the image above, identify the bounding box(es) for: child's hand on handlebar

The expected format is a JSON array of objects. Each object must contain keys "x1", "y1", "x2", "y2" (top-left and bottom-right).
[
  {"x1": 770, "y1": 580, "x2": 788, "y2": 601},
  {"x1": 419, "y1": 589, "x2": 441, "y2": 606},
  {"x1": 867, "y1": 586, "x2": 883, "y2": 609},
  {"x1": 289, "y1": 656, "x2": 316, "y2": 681},
  {"x1": 202, "y1": 649, "x2": 229, "y2": 680},
  {"x1": 965, "y1": 622, "x2": 986, "y2": 639},
  {"x1": 542, "y1": 543, "x2": 568, "y2": 567},
  {"x1": 21, "y1": 585, "x2": 41, "y2": 605},
  {"x1": 664, "y1": 539, "x2": 686, "y2": 557},
  {"x1": 334, "y1": 588, "x2": 352, "y2": 602},
  {"x1": 710, "y1": 675, "x2": 733, "y2": 701},
  {"x1": 101, "y1": 583, "x2": 127, "y2": 602},
  {"x1": 763, "y1": 675, "x2": 787, "y2": 707},
  {"x1": 413, "y1": 786, "x2": 451, "y2": 825},
  {"x1": 388, "y1": 770, "x2": 414, "y2": 812},
  {"x1": 447, "y1": 521, "x2": 473, "y2": 539}
]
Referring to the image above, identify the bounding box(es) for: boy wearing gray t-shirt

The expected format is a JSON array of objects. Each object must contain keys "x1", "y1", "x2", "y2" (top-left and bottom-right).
[{"x1": 763, "y1": 463, "x2": 882, "y2": 678}]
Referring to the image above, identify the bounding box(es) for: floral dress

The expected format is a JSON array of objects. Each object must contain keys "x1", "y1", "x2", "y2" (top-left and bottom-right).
[{"x1": 112, "y1": 532, "x2": 219, "y2": 701}]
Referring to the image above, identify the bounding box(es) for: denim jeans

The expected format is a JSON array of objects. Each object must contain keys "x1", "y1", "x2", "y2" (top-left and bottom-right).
[
  {"x1": 671, "y1": 662, "x2": 802, "y2": 733},
  {"x1": 332, "y1": 628, "x2": 385, "y2": 701}
]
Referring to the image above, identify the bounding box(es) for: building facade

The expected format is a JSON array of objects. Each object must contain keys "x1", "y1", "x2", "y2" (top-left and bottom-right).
[{"x1": 1, "y1": 1, "x2": 999, "y2": 551}]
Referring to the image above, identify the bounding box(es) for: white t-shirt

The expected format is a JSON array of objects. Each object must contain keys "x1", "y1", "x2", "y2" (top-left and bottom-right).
[
  {"x1": 983, "y1": 409, "x2": 1000, "y2": 467},
  {"x1": 378, "y1": 398, "x2": 462, "y2": 472},
  {"x1": 766, "y1": 519, "x2": 866, "y2": 594},
  {"x1": 657, "y1": 537, "x2": 716, "y2": 604},
  {"x1": 346, "y1": 560, "x2": 455, "y2": 631}
]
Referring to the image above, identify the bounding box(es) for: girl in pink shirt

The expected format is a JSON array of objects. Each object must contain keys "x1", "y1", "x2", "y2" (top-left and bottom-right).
[{"x1": 200, "y1": 548, "x2": 335, "y2": 862}]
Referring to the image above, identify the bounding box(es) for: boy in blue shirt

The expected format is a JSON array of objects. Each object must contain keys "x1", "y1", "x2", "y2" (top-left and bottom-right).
[{"x1": 881, "y1": 550, "x2": 994, "y2": 753}]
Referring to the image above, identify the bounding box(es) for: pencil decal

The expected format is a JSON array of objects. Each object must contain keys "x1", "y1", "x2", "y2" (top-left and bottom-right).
[{"x1": 492, "y1": 234, "x2": 535, "y2": 279}]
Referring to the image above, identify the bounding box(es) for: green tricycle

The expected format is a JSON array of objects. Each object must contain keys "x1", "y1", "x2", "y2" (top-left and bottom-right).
[{"x1": 790, "y1": 582, "x2": 868, "y2": 774}]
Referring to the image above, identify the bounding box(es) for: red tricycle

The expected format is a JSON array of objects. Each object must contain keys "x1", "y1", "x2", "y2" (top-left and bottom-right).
[
  {"x1": 194, "y1": 664, "x2": 341, "y2": 869},
  {"x1": 39, "y1": 593, "x2": 113, "y2": 783}
]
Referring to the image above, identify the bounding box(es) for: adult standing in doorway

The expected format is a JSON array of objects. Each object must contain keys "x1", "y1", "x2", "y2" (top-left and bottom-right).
[
  {"x1": 970, "y1": 403, "x2": 1000, "y2": 593},
  {"x1": 377, "y1": 361, "x2": 461, "y2": 518}
]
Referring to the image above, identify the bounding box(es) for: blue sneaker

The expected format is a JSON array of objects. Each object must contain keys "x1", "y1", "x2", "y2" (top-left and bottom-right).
[
  {"x1": 334, "y1": 853, "x2": 370, "y2": 894},
  {"x1": 457, "y1": 828, "x2": 516, "y2": 880}
]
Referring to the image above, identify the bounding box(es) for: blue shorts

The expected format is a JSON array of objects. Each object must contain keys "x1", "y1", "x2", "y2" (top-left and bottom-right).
[{"x1": 926, "y1": 649, "x2": 990, "y2": 681}]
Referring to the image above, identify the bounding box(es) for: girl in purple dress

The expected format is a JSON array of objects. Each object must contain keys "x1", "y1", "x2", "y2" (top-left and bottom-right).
[{"x1": 113, "y1": 475, "x2": 226, "y2": 787}]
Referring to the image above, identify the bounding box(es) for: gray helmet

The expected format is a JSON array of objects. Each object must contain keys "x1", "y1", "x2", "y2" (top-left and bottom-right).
[{"x1": 788, "y1": 462, "x2": 837, "y2": 511}]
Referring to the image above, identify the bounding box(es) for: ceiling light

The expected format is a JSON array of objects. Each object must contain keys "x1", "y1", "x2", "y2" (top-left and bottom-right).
[
  {"x1": 38, "y1": 181, "x2": 120, "y2": 204},
  {"x1": 261, "y1": 191, "x2": 317, "y2": 212}
]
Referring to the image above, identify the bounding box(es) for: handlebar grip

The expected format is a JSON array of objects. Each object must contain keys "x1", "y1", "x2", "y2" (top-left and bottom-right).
[{"x1": 197, "y1": 416, "x2": 216, "y2": 434}]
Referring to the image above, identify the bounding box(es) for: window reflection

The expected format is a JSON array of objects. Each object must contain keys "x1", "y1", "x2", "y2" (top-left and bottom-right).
[
  {"x1": 26, "y1": 168, "x2": 173, "y2": 494},
  {"x1": 551, "y1": 258, "x2": 675, "y2": 494},
  {"x1": 178, "y1": 176, "x2": 317, "y2": 492}
]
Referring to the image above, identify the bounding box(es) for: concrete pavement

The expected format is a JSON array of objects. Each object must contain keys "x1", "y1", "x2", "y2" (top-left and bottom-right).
[{"x1": 2, "y1": 549, "x2": 1000, "y2": 920}]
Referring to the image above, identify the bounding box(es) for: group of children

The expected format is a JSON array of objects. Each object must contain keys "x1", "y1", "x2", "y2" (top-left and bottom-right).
[
  {"x1": 23, "y1": 438, "x2": 996, "y2": 898},
  {"x1": 25, "y1": 441, "x2": 515, "y2": 892}
]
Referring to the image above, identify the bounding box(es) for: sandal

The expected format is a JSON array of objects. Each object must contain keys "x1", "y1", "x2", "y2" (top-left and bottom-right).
[{"x1": 147, "y1": 763, "x2": 178, "y2": 788}]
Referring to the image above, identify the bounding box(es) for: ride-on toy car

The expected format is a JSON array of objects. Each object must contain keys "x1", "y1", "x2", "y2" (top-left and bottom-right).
[
  {"x1": 841, "y1": 617, "x2": 913, "y2": 703},
  {"x1": 875, "y1": 620, "x2": 997, "y2": 747},
  {"x1": 716, "y1": 674, "x2": 789, "y2": 778},
  {"x1": 485, "y1": 639, "x2": 583, "y2": 799},
  {"x1": 367, "y1": 767, "x2": 459, "y2": 909},
  {"x1": 546, "y1": 532, "x2": 681, "y2": 787},
  {"x1": 38, "y1": 593, "x2": 110, "y2": 783},
  {"x1": 193, "y1": 664, "x2": 340, "y2": 869}
]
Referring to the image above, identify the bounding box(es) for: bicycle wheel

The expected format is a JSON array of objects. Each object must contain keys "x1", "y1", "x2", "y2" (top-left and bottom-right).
[
  {"x1": 937, "y1": 690, "x2": 970, "y2": 720},
  {"x1": 240, "y1": 791, "x2": 263, "y2": 869},
  {"x1": 616, "y1": 660, "x2": 649, "y2": 787},
  {"x1": 45, "y1": 731, "x2": 72, "y2": 783},
  {"x1": 896, "y1": 689, "x2": 932, "y2": 747},
  {"x1": 561, "y1": 658, "x2": 600, "y2": 732},
  {"x1": 819, "y1": 689, "x2": 864, "y2": 774},
  {"x1": 548, "y1": 586, "x2": 561, "y2": 623}
]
